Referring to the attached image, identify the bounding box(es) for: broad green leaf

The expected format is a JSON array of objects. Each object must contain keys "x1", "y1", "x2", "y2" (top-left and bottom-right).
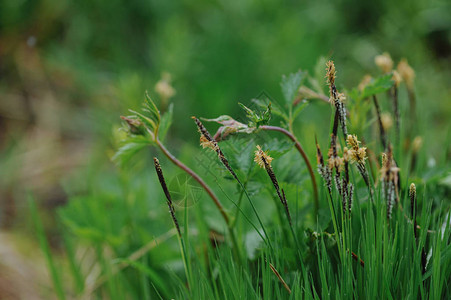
[
  {"x1": 112, "y1": 136, "x2": 153, "y2": 167},
  {"x1": 280, "y1": 70, "x2": 306, "y2": 106},
  {"x1": 351, "y1": 73, "x2": 394, "y2": 101},
  {"x1": 263, "y1": 138, "x2": 294, "y2": 159},
  {"x1": 292, "y1": 100, "x2": 309, "y2": 120},
  {"x1": 313, "y1": 56, "x2": 328, "y2": 94}
]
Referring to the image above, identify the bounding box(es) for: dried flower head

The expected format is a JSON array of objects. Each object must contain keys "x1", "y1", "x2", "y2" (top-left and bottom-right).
[
  {"x1": 327, "y1": 143, "x2": 344, "y2": 172},
  {"x1": 337, "y1": 92, "x2": 346, "y2": 104},
  {"x1": 155, "y1": 72, "x2": 176, "y2": 100},
  {"x1": 354, "y1": 148, "x2": 367, "y2": 164},
  {"x1": 343, "y1": 147, "x2": 350, "y2": 163},
  {"x1": 200, "y1": 135, "x2": 217, "y2": 151},
  {"x1": 380, "y1": 112, "x2": 393, "y2": 131},
  {"x1": 346, "y1": 135, "x2": 367, "y2": 164},
  {"x1": 375, "y1": 52, "x2": 393, "y2": 73},
  {"x1": 326, "y1": 60, "x2": 336, "y2": 86},
  {"x1": 346, "y1": 135, "x2": 360, "y2": 150},
  {"x1": 254, "y1": 145, "x2": 273, "y2": 169},
  {"x1": 397, "y1": 59, "x2": 415, "y2": 88},
  {"x1": 328, "y1": 155, "x2": 344, "y2": 172},
  {"x1": 380, "y1": 146, "x2": 400, "y2": 183},
  {"x1": 392, "y1": 70, "x2": 402, "y2": 87}
]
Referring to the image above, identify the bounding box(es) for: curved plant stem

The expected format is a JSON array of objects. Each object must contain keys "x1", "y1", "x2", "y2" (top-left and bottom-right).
[
  {"x1": 156, "y1": 139, "x2": 229, "y2": 224},
  {"x1": 156, "y1": 139, "x2": 243, "y2": 263},
  {"x1": 260, "y1": 125, "x2": 319, "y2": 217}
]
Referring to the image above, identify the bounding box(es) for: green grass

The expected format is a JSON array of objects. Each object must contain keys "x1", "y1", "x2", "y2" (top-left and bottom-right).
[{"x1": 31, "y1": 57, "x2": 451, "y2": 299}]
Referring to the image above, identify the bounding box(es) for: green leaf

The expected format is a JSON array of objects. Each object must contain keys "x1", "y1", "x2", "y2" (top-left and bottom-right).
[
  {"x1": 280, "y1": 70, "x2": 306, "y2": 106},
  {"x1": 292, "y1": 100, "x2": 309, "y2": 120},
  {"x1": 351, "y1": 73, "x2": 394, "y2": 101},
  {"x1": 159, "y1": 103, "x2": 173, "y2": 142},
  {"x1": 238, "y1": 102, "x2": 271, "y2": 128},
  {"x1": 112, "y1": 136, "x2": 153, "y2": 167},
  {"x1": 311, "y1": 56, "x2": 328, "y2": 95},
  {"x1": 29, "y1": 195, "x2": 66, "y2": 300},
  {"x1": 252, "y1": 98, "x2": 287, "y2": 120},
  {"x1": 263, "y1": 138, "x2": 294, "y2": 159},
  {"x1": 128, "y1": 92, "x2": 162, "y2": 139},
  {"x1": 113, "y1": 258, "x2": 171, "y2": 299},
  {"x1": 144, "y1": 91, "x2": 161, "y2": 125}
]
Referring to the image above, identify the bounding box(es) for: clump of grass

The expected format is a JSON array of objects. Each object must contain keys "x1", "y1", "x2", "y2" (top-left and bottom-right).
[
  {"x1": 380, "y1": 145, "x2": 400, "y2": 219},
  {"x1": 39, "y1": 55, "x2": 450, "y2": 299}
]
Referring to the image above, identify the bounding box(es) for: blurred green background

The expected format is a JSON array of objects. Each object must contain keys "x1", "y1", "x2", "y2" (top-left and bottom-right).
[{"x1": 0, "y1": 0, "x2": 450, "y2": 297}]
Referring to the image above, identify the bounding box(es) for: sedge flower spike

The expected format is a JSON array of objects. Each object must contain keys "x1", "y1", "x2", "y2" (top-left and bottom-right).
[
  {"x1": 192, "y1": 116, "x2": 239, "y2": 182},
  {"x1": 380, "y1": 146, "x2": 400, "y2": 219},
  {"x1": 153, "y1": 157, "x2": 181, "y2": 237},
  {"x1": 346, "y1": 135, "x2": 367, "y2": 164},
  {"x1": 326, "y1": 60, "x2": 348, "y2": 136},
  {"x1": 254, "y1": 145, "x2": 273, "y2": 169},
  {"x1": 254, "y1": 145, "x2": 291, "y2": 225},
  {"x1": 326, "y1": 60, "x2": 336, "y2": 87}
]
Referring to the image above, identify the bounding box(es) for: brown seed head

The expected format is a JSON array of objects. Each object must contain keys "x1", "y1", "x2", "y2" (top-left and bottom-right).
[
  {"x1": 155, "y1": 72, "x2": 176, "y2": 100},
  {"x1": 397, "y1": 59, "x2": 415, "y2": 88},
  {"x1": 337, "y1": 92, "x2": 346, "y2": 103},
  {"x1": 375, "y1": 52, "x2": 393, "y2": 73},
  {"x1": 343, "y1": 147, "x2": 350, "y2": 163},
  {"x1": 328, "y1": 156, "x2": 344, "y2": 172}
]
